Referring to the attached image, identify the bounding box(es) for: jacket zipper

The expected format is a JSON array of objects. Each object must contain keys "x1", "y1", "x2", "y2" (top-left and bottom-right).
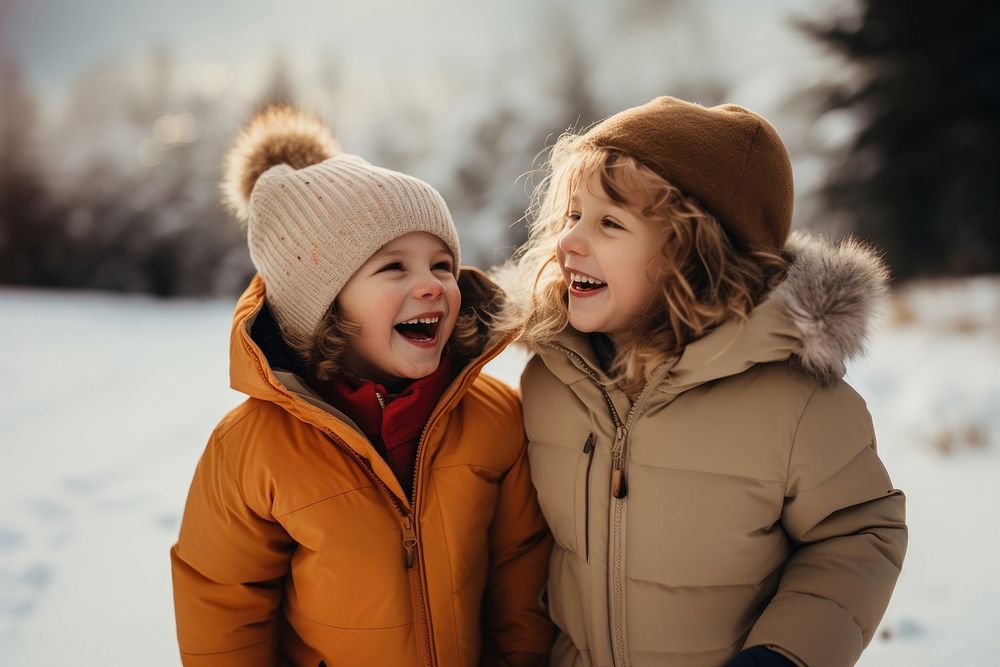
[
  {"x1": 403, "y1": 403, "x2": 446, "y2": 667},
  {"x1": 319, "y1": 428, "x2": 435, "y2": 667},
  {"x1": 399, "y1": 356, "x2": 492, "y2": 667},
  {"x1": 547, "y1": 343, "x2": 657, "y2": 667},
  {"x1": 354, "y1": 387, "x2": 430, "y2": 663},
  {"x1": 401, "y1": 513, "x2": 433, "y2": 667},
  {"x1": 548, "y1": 344, "x2": 639, "y2": 495},
  {"x1": 311, "y1": 371, "x2": 494, "y2": 667},
  {"x1": 325, "y1": 382, "x2": 452, "y2": 667}
]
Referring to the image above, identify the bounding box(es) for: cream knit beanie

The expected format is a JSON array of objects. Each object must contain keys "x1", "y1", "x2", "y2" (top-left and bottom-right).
[{"x1": 221, "y1": 107, "x2": 460, "y2": 341}]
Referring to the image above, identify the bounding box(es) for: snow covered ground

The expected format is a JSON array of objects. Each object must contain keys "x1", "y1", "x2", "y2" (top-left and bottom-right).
[{"x1": 1, "y1": 277, "x2": 998, "y2": 665}]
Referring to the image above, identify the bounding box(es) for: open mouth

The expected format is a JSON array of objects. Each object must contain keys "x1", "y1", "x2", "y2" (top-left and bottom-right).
[
  {"x1": 569, "y1": 271, "x2": 607, "y2": 293},
  {"x1": 393, "y1": 315, "x2": 441, "y2": 343}
]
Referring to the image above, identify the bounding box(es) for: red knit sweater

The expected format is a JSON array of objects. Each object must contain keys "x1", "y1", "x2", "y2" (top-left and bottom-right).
[{"x1": 313, "y1": 357, "x2": 456, "y2": 494}]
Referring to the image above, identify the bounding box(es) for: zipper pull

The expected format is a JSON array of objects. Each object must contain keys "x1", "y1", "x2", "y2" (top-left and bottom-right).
[
  {"x1": 583, "y1": 433, "x2": 595, "y2": 455},
  {"x1": 610, "y1": 435, "x2": 628, "y2": 499},
  {"x1": 401, "y1": 515, "x2": 417, "y2": 568},
  {"x1": 611, "y1": 463, "x2": 628, "y2": 499}
]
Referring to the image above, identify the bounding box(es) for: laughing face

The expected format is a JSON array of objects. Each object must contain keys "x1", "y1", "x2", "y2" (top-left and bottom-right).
[
  {"x1": 556, "y1": 171, "x2": 667, "y2": 336},
  {"x1": 336, "y1": 232, "x2": 460, "y2": 387}
]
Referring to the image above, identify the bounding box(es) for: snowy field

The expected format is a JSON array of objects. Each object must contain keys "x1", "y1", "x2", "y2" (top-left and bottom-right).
[{"x1": 1, "y1": 278, "x2": 998, "y2": 666}]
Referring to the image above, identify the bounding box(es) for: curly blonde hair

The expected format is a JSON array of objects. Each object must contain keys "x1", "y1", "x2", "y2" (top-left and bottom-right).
[
  {"x1": 494, "y1": 133, "x2": 789, "y2": 396},
  {"x1": 283, "y1": 301, "x2": 486, "y2": 382}
]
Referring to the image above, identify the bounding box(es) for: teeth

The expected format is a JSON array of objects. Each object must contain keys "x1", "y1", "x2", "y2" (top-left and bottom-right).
[
  {"x1": 400, "y1": 316, "x2": 440, "y2": 325},
  {"x1": 570, "y1": 272, "x2": 605, "y2": 286}
]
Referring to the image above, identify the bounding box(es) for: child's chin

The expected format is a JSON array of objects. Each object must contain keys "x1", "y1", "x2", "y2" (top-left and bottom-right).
[
  {"x1": 396, "y1": 356, "x2": 444, "y2": 380},
  {"x1": 568, "y1": 315, "x2": 599, "y2": 333}
]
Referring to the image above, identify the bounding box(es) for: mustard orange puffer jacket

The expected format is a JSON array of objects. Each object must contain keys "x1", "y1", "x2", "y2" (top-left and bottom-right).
[{"x1": 171, "y1": 272, "x2": 554, "y2": 666}]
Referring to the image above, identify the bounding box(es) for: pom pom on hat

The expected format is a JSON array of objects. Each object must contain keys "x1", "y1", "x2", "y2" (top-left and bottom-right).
[{"x1": 221, "y1": 106, "x2": 340, "y2": 221}]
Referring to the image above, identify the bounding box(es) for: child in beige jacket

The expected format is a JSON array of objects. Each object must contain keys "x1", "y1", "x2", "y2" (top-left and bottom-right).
[{"x1": 496, "y1": 96, "x2": 906, "y2": 667}]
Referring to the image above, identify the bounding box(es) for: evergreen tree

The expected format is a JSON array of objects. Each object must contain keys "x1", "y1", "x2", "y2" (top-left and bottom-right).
[{"x1": 803, "y1": 0, "x2": 1000, "y2": 278}]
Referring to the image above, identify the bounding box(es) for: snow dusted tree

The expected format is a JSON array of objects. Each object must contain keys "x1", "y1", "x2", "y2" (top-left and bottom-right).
[
  {"x1": 449, "y1": 10, "x2": 601, "y2": 265},
  {"x1": 31, "y1": 50, "x2": 251, "y2": 296}
]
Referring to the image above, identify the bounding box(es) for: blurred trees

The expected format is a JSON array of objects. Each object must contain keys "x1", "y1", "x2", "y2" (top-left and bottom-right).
[
  {"x1": 804, "y1": 0, "x2": 1000, "y2": 279},
  {"x1": 445, "y1": 1, "x2": 722, "y2": 266},
  {"x1": 0, "y1": 1, "x2": 737, "y2": 296},
  {"x1": 0, "y1": 52, "x2": 253, "y2": 296},
  {"x1": 11, "y1": 1, "x2": 997, "y2": 294},
  {"x1": 444, "y1": 12, "x2": 602, "y2": 264},
  {"x1": 0, "y1": 56, "x2": 53, "y2": 285}
]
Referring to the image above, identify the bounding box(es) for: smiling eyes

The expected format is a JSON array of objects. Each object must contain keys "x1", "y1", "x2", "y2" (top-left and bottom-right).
[
  {"x1": 377, "y1": 261, "x2": 404, "y2": 272},
  {"x1": 377, "y1": 260, "x2": 453, "y2": 274},
  {"x1": 566, "y1": 212, "x2": 624, "y2": 231}
]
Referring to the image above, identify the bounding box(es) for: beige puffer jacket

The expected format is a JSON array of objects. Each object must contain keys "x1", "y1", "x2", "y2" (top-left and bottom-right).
[{"x1": 522, "y1": 233, "x2": 906, "y2": 667}]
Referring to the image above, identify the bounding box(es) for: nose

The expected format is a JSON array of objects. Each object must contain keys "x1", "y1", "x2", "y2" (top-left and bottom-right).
[
  {"x1": 558, "y1": 219, "x2": 589, "y2": 257},
  {"x1": 412, "y1": 271, "x2": 446, "y2": 300}
]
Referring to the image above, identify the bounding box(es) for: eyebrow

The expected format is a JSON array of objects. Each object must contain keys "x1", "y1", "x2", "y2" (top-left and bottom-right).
[
  {"x1": 371, "y1": 248, "x2": 451, "y2": 262},
  {"x1": 569, "y1": 196, "x2": 628, "y2": 215}
]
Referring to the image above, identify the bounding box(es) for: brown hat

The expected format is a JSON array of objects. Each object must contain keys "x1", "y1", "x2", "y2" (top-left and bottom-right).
[{"x1": 583, "y1": 96, "x2": 793, "y2": 251}]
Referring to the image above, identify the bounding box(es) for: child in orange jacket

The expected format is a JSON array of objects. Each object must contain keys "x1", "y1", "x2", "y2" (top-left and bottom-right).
[{"x1": 171, "y1": 107, "x2": 553, "y2": 666}]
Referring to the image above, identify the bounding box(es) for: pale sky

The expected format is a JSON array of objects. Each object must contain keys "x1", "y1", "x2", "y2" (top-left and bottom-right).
[
  {"x1": 3, "y1": 0, "x2": 557, "y2": 95},
  {"x1": 2, "y1": 0, "x2": 834, "y2": 103}
]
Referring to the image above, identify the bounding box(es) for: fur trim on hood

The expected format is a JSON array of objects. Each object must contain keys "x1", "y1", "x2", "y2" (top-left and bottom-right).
[
  {"x1": 773, "y1": 231, "x2": 890, "y2": 385},
  {"x1": 220, "y1": 106, "x2": 340, "y2": 222},
  {"x1": 528, "y1": 231, "x2": 890, "y2": 395}
]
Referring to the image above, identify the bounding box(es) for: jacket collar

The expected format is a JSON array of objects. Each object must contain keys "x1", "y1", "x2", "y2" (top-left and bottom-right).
[
  {"x1": 313, "y1": 355, "x2": 456, "y2": 455},
  {"x1": 537, "y1": 232, "x2": 889, "y2": 411}
]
